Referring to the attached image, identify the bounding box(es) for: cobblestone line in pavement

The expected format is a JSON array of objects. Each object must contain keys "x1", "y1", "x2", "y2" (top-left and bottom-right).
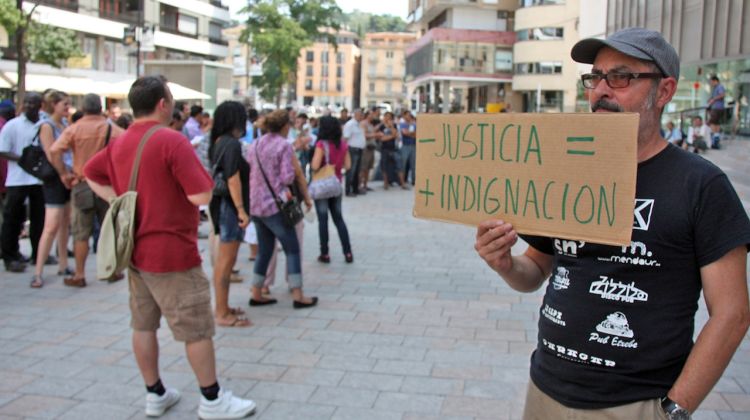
[{"x1": 0, "y1": 139, "x2": 749, "y2": 419}]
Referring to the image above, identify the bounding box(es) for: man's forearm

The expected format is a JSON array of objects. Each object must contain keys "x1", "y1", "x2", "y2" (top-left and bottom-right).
[
  {"x1": 48, "y1": 151, "x2": 67, "y2": 175},
  {"x1": 0, "y1": 152, "x2": 19, "y2": 162},
  {"x1": 668, "y1": 309, "x2": 750, "y2": 412}
]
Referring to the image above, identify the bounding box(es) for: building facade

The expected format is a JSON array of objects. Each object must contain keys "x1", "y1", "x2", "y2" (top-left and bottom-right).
[
  {"x1": 597, "y1": 0, "x2": 750, "y2": 134},
  {"x1": 223, "y1": 24, "x2": 260, "y2": 105},
  {"x1": 0, "y1": 0, "x2": 230, "y2": 103},
  {"x1": 405, "y1": 0, "x2": 518, "y2": 113},
  {"x1": 360, "y1": 32, "x2": 416, "y2": 111},
  {"x1": 295, "y1": 30, "x2": 360, "y2": 112},
  {"x1": 513, "y1": 0, "x2": 580, "y2": 113}
]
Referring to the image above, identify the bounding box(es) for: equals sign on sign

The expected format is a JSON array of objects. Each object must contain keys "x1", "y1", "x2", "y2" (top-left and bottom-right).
[{"x1": 566, "y1": 136, "x2": 595, "y2": 156}]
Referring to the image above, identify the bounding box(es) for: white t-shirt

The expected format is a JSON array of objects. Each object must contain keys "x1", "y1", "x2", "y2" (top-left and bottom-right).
[
  {"x1": 686, "y1": 124, "x2": 711, "y2": 145},
  {"x1": 343, "y1": 118, "x2": 366, "y2": 149},
  {"x1": 0, "y1": 115, "x2": 42, "y2": 186}
]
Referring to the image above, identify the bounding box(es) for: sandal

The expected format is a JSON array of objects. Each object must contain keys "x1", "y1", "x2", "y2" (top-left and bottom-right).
[
  {"x1": 229, "y1": 307, "x2": 245, "y2": 316},
  {"x1": 317, "y1": 255, "x2": 330, "y2": 263},
  {"x1": 345, "y1": 253, "x2": 353, "y2": 263},
  {"x1": 64, "y1": 276, "x2": 86, "y2": 288},
  {"x1": 215, "y1": 315, "x2": 251, "y2": 327},
  {"x1": 30, "y1": 275, "x2": 43, "y2": 288},
  {"x1": 249, "y1": 298, "x2": 278, "y2": 306}
]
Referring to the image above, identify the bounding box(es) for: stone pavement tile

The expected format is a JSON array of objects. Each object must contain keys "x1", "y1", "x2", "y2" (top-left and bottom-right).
[
  {"x1": 355, "y1": 313, "x2": 404, "y2": 324},
  {"x1": 317, "y1": 355, "x2": 376, "y2": 372},
  {"x1": 0, "y1": 393, "x2": 19, "y2": 408},
  {"x1": 447, "y1": 317, "x2": 496, "y2": 330},
  {"x1": 425, "y1": 349, "x2": 482, "y2": 364},
  {"x1": 403, "y1": 415, "x2": 473, "y2": 420},
  {"x1": 464, "y1": 380, "x2": 522, "y2": 400},
  {"x1": 715, "y1": 412, "x2": 750, "y2": 420},
  {"x1": 424, "y1": 326, "x2": 475, "y2": 340},
  {"x1": 18, "y1": 377, "x2": 93, "y2": 398},
  {"x1": 355, "y1": 289, "x2": 400, "y2": 298},
  {"x1": 0, "y1": 314, "x2": 46, "y2": 329},
  {"x1": 61, "y1": 332, "x2": 122, "y2": 349},
  {"x1": 249, "y1": 326, "x2": 305, "y2": 339},
  {"x1": 224, "y1": 362, "x2": 288, "y2": 381},
  {"x1": 487, "y1": 309, "x2": 535, "y2": 321},
  {"x1": 381, "y1": 297, "x2": 425, "y2": 307},
  {"x1": 355, "y1": 302, "x2": 401, "y2": 314},
  {"x1": 215, "y1": 346, "x2": 268, "y2": 363},
  {"x1": 214, "y1": 335, "x2": 271, "y2": 349},
  {"x1": 64, "y1": 347, "x2": 132, "y2": 365},
  {"x1": 338, "y1": 295, "x2": 384, "y2": 304},
  {"x1": 331, "y1": 407, "x2": 403, "y2": 420},
  {"x1": 397, "y1": 291, "x2": 438, "y2": 300},
  {"x1": 16, "y1": 328, "x2": 77, "y2": 344},
  {"x1": 264, "y1": 337, "x2": 322, "y2": 353},
  {"x1": 279, "y1": 367, "x2": 345, "y2": 386},
  {"x1": 258, "y1": 401, "x2": 335, "y2": 420},
  {"x1": 316, "y1": 342, "x2": 374, "y2": 358},
  {"x1": 250, "y1": 381, "x2": 317, "y2": 403},
  {"x1": 309, "y1": 386, "x2": 379, "y2": 408},
  {"x1": 18, "y1": 343, "x2": 79, "y2": 360},
  {"x1": 400, "y1": 376, "x2": 463, "y2": 396},
  {"x1": 76, "y1": 382, "x2": 145, "y2": 405},
  {"x1": 373, "y1": 360, "x2": 432, "y2": 376},
  {"x1": 307, "y1": 309, "x2": 358, "y2": 321},
  {"x1": 374, "y1": 392, "x2": 444, "y2": 415},
  {"x1": 432, "y1": 364, "x2": 493, "y2": 381},
  {"x1": 479, "y1": 353, "x2": 531, "y2": 368},
  {"x1": 508, "y1": 341, "x2": 536, "y2": 355},
  {"x1": 376, "y1": 323, "x2": 426, "y2": 337},
  {"x1": 400, "y1": 314, "x2": 449, "y2": 328},
  {"x1": 0, "y1": 395, "x2": 77, "y2": 419},
  {"x1": 261, "y1": 350, "x2": 321, "y2": 367},
  {"x1": 278, "y1": 317, "x2": 332, "y2": 330},
  {"x1": 328, "y1": 319, "x2": 379, "y2": 333},
  {"x1": 697, "y1": 393, "x2": 731, "y2": 411},
  {"x1": 57, "y1": 401, "x2": 139, "y2": 420},
  {"x1": 0, "y1": 371, "x2": 38, "y2": 392},
  {"x1": 491, "y1": 366, "x2": 531, "y2": 383},
  {"x1": 301, "y1": 330, "x2": 355, "y2": 343},
  {"x1": 24, "y1": 359, "x2": 90, "y2": 378},
  {"x1": 339, "y1": 372, "x2": 404, "y2": 392},
  {"x1": 163, "y1": 356, "x2": 231, "y2": 376},
  {"x1": 441, "y1": 395, "x2": 511, "y2": 418},
  {"x1": 475, "y1": 328, "x2": 527, "y2": 342},
  {"x1": 403, "y1": 337, "x2": 456, "y2": 350},
  {"x1": 722, "y1": 393, "x2": 750, "y2": 411},
  {"x1": 350, "y1": 333, "x2": 405, "y2": 347},
  {"x1": 0, "y1": 339, "x2": 32, "y2": 355},
  {"x1": 692, "y1": 412, "x2": 720, "y2": 420},
  {"x1": 370, "y1": 346, "x2": 426, "y2": 361}
]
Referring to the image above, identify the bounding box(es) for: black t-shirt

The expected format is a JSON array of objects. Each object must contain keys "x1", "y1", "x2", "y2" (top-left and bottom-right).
[
  {"x1": 210, "y1": 135, "x2": 250, "y2": 220},
  {"x1": 521, "y1": 144, "x2": 750, "y2": 409},
  {"x1": 377, "y1": 123, "x2": 396, "y2": 150}
]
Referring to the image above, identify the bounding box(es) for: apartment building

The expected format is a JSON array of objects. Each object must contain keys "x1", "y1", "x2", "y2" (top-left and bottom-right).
[
  {"x1": 599, "y1": 0, "x2": 750, "y2": 135},
  {"x1": 223, "y1": 24, "x2": 261, "y2": 104},
  {"x1": 513, "y1": 0, "x2": 580, "y2": 113},
  {"x1": 0, "y1": 0, "x2": 230, "y2": 104},
  {"x1": 405, "y1": 0, "x2": 518, "y2": 113},
  {"x1": 295, "y1": 29, "x2": 360, "y2": 111},
  {"x1": 360, "y1": 32, "x2": 417, "y2": 110}
]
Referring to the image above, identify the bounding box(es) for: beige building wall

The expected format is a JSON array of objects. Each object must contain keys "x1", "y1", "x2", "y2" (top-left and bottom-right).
[
  {"x1": 513, "y1": 0, "x2": 580, "y2": 112},
  {"x1": 295, "y1": 30, "x2": 360, "y2": 111},
  {"x1": 222, "y1": 25, "x2": 255, "y2": 102},
  {"x1": 360, "y1": 32, "x2": 417, "y2": 110}
]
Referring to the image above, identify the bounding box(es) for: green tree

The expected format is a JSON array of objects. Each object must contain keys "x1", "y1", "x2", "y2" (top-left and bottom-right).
[
  {"x1": 241, "y1": 0, "x2": 342, "y2": 106},
  {"x1": 0, "y1": 0, "x2": 82, "y2": 107}
]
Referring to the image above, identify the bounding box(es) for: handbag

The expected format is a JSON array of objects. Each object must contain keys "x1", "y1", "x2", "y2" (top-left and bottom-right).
[
  {"x1": 254, "y1": 142, "x2": 304, "y2": 227},
  {"x1": 18, "y1": 126, "x2": 57, "y2": 182},
  {"x1": 211, "y1": 138, "x2": 230, "y2": 198},
  {"x1": 308, "y1": 141, "x2": 342, "y2": 200},
  {"x1": 72, "y1": 181, "x2": 95, "y2": 210}
]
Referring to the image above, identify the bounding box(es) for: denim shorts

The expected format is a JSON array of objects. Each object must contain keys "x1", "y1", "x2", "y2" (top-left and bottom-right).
[{"x1": 218, "y1": 200, "x2": 245, "y2": 242}]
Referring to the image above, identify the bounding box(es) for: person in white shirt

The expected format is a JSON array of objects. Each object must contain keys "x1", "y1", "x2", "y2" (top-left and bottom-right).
[
  {"x1": 343, "y1": 109, "x2": 366, "y2": 196},
  {"x1": 664, "y1": 121, "x2": 683, "y2": 147},
  {"x1": 686, "y1": 115, "x2": 711, "y2": 154}
]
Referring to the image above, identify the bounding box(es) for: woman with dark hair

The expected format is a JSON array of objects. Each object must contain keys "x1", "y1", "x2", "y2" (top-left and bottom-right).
[
  {"x1": 31, "y1": 90, "x2": 72, "y2": 288},
  {"x1": 247, "y1": 109, "x2": 316, "y2": 309},
  {"x1": 208, "y1": 101, "x2": 251, "y2": 327},
  {"x1": 311, "y1": 116, "x2": 353, "y2": 263}
]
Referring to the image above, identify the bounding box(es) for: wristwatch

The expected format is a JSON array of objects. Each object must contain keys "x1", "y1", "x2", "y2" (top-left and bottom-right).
[{"x1": 661, "y1": 396, "x2": 691, "y2": 420}]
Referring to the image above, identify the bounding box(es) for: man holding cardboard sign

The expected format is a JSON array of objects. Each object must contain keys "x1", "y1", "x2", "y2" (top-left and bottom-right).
[{"x1": 474, "y1": 28, "x2": 750, "y2": 420}]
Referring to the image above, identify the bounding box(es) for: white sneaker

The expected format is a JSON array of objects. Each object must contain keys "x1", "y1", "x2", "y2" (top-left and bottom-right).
[
  {"x1": 145, "y1": 388, "x2": 181, "y2": 417},
  {"x1": 198, "y1": 389, "x2": 256, "y2": 419}
]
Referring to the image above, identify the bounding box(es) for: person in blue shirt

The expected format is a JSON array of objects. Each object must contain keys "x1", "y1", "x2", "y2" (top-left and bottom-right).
[{"x1": 707, "y1": 75, "x2": 725, "y2": 149}]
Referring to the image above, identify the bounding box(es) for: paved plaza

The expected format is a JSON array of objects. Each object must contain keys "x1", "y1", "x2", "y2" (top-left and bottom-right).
[{"x1": 1, "y1": 139, "x2": 750, "y2": 419}]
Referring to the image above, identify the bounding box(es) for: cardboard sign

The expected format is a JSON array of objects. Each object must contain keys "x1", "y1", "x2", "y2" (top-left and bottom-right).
[{"x1": 412, "y1": 113, "x2": 639, "y2": 246}]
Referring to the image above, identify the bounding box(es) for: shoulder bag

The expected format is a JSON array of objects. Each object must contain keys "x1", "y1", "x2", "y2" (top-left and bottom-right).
[
  {"x1": 308, "y1": 141, "x2": 342, "y2": 200},
  {"x1": 211, "y1": 137, "x2": 230, "y2": 198},
  {"x1": 18, "y1": 125, "x2": 58, "y2": 182},
  {"x1": 97, "y1": 124, "x2": 163, "y2": 280},
  {"x1": 254, "y1": 142, "x2": 304, "y2": 227}
]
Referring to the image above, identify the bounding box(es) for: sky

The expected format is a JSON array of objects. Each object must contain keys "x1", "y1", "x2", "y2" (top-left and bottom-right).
[{"x1": 226, "y1": 0, "x2": 409, "y2": 21}]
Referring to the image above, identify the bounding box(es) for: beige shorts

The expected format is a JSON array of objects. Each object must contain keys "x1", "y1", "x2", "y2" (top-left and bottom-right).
[
  {"x1": 361, "y1": 147, "x2": 375, "y2": 171},
  {"x1": 71, "y1": 197, "x2": 108, "y2": 242},
  {"x1": 523, "y1": 380, "x2": 668, "y2": 420},
  {"x1": 128, "y1": 266, "x2": 215, "y2": 343}
]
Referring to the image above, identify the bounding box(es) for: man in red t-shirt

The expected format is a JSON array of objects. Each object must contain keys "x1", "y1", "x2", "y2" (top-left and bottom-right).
[{"x1": 84, "y1": 76, "x2": 256, "y2": 419}]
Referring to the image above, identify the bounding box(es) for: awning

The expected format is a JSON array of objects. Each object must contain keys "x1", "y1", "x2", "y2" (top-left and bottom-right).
[{"x1": 0, "y1": 72, "x2": 211, "y2": 100}]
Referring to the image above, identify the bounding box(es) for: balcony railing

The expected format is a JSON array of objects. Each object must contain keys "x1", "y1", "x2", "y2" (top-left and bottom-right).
[
  {"x1": 100, "y1": 10, "x2": 140, "y2": 25},
  {"x1": 159, "y1": 25, "x2": 198, "y2": 39},
  {"x1": 209, "y1": 36, "x2": 228, "y2": 46},
  {"x1": 36, "y1": 0, "x2": 78, "y2": 12}
]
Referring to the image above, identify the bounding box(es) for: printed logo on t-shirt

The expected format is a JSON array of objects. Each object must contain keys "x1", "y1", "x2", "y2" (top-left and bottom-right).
[
  {"x1": 589, "y1": 312, "x2": 639, "y2": 349},
  {"x1": 633, "y1": 199, "x2": 654, "y2": 231},
  {"x1": 542, "y1": 304, "x2": 566, "y2": 326},
  {"x1": 589, "y1": 275, "x2": 648, "y2": 303},
  {"x1": 542, "y1": 338, "x2": 616, "y2": 367},
  {"x1": 597, "y1": 241, "x2": 661, "y2": 267},
  {"x1": 552, "y1": 266, "x2": 571, "y2": 290},
  {"x1": 554, "y1": 239, "x2": 585, "y2": 257}
]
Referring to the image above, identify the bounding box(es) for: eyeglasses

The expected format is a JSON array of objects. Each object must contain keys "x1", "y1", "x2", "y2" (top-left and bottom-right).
[{"x1": 581, "y1": 72, "x2": 664, "y2": 89}]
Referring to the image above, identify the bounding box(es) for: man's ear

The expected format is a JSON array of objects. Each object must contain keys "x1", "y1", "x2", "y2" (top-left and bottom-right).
[{"x1": 657, "y1": 77, "x2": 678, "y2": 108}]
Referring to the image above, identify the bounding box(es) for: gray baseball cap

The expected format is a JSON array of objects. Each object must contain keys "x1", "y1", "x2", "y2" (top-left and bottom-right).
[{"x1": 571, "y1": 27, "x2": 680, "y2": 79}]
